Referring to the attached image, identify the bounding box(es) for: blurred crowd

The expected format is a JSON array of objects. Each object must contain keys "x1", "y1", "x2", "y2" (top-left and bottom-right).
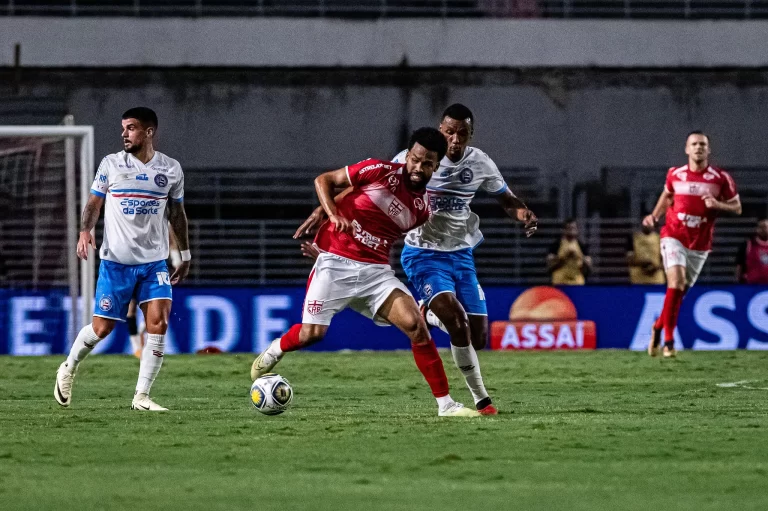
[{"x1": 547, "y1": 218, "x2": 768, "y2": 286}]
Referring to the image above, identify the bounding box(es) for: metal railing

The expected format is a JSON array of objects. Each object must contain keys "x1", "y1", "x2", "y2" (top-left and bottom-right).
[{"x1": 1, "y1": 1, "x2": 767, "y2": 18}]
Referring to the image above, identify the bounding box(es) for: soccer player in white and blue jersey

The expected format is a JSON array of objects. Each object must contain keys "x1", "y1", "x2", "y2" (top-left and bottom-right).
[
  {"x1": 394, "y1": 104, "x2": 538, "y2": 415},
  {"x1": 54, "y1": 107, "x2": 190, "y2": 411}
]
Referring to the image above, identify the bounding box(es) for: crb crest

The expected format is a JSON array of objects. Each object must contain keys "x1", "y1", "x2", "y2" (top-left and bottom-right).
[{"x1": 306, "y1": 300, "x2": 324, "y2": 315}]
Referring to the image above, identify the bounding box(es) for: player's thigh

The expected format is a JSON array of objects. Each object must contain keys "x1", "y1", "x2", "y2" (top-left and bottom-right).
[
  {"x1": 93, "y1": 260, "x2": 135, "y2": 323},
  {"x1": 136, "y1": 260, "x2": 173, "y2": 329},
  {"x1": 684, "y1": 250, "x2": 708, "y2": 288},
  {"x1": 376, "y1": 288, "x2": 430, "y2": 344},
  {"x1": 301, "y1": 253, "x2": 356, "y2": 326},
  {"x1": 401, "y1": 247, "x2": 456, "y2": 306},
  {"x1": 660, "y1": 238, "x2": 687, "y2": 290}
]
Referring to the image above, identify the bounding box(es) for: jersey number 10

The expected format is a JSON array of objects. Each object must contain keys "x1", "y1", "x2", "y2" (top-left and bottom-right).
[{"x1": 156, "y1": 272, "x2": 171, "y2": 285}]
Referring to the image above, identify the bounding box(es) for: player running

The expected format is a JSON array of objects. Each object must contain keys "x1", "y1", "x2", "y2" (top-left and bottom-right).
[
  {"x1": 644, "y1": 131, "x2": 741, "y2": 357},
  {"x1": 251, "y1": 127, "x2": 479, "y2": 417},
  {"x1": 54, "y1": 107, "x2": 191, "y2": 411}
]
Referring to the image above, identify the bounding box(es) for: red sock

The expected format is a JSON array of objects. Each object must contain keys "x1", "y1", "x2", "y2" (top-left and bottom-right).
[
  {"x1": 279, "y1": 324, "x2": 303, "y2": 352},
  {"x1": 411, "y1": 340, "x2": 449, "y2": 398},
  {"x1": 653, "y1": 308, "x2": 665, "y2": 331},
  {"x1": 661, "y1": 288, "x2": 685, "y2": 342}
]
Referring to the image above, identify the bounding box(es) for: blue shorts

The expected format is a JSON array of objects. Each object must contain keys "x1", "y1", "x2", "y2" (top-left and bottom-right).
[
  {"x1": 400, "y1": 245, "x2": 487, "y2": 315},
  {"x1": 93, "y1": 260, "x2": 173, "y2": 321}
]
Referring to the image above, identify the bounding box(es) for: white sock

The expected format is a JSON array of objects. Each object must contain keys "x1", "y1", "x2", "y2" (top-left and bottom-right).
[
  {"x1": 436, "y1": 395, "x2": 455, "y2": 410},
  {"x1": 129, "y1": 334, "x2": 143, "y2": 353},
  {"x1": 65, "y1": 324, "x2": 103, "y2": 372},
  {"x1": 136, "y1": 333, "x2": 165, "y2": 395},
  {"x1": 451, "y1": 345, "x2": 489, "y2": 404},
  {"x1": 426, "y1": 309, "x2": 449, "y2": 334},
  {"x1": 266, "y1": 340, "x2": 284, "y2": 358}
]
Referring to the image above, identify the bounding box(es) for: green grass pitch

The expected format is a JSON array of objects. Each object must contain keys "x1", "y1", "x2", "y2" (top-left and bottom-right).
[{"x1": 1, "y1": 351, "x2": 767, "y2": 511}]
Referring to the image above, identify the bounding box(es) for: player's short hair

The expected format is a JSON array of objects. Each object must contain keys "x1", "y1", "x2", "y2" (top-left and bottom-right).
[
  {"x1": 563, "y1": 218, "x2": 577, "y2": 227},
  {"x1": 408, "y1": 127, "x2": 448, "y2": 161},
  {"x1": 686, "y1": 130, "x2": 708, "y2": 142},
  {"x1": 442, "y1": 103, "x2": 474, "y2": 128},
  {"x1": 122, "y1": 107, "x2": 158, "y2": 130}
]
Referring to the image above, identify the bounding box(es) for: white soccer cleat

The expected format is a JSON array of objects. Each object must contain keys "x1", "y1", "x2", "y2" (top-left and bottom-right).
[
  {"x1": 250, "y1": 338, "x2": 283, "y2": 381},
  {"x1": 438, "y1": 401, "x2": 481, "y2": 417},
  {"x1": 131, "y1": 393, "x2": 168, "y2": 411},
  {"x1": 54, "y1": 362, "x2": 75, "y2": 407}
]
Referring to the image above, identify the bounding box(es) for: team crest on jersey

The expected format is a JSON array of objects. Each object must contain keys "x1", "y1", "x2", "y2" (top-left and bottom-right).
[
  {"x1": 99, "y1": 295, "x2": 113, "y2": 312},
  {"x1": 154, "y1": 174, "x2": 168, "y2": 187},
  {"x1": 306, "y1": 300, "x2": 324, "y2": 316},
  {"x1": 423, "y1": 283, "x2": 433, "y2": 298},
  {"x1": 459, "y1": 168, "x2": 474, "y2": 184},
  {"x1": 388, "y1": 199, "x2": 404, "y2": 217},
  {"x1": 414, "y1": 197, "x2": 425, "y2": 211},
  {"x1": 388, "y1": 175, "x2": 399, "y2": 189}
]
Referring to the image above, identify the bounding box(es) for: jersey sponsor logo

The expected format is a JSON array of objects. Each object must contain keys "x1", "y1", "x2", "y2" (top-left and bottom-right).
[
  {"x1": 136, "y1": 173, "x2": 149, "y2": 181},
  {"x1": 704, "y1": 173, "x2": 715, "y2": 180},
  {"x1": 154, "y1": 174, "x2": 168, "y2": 187},
  {"x1": 98, "y1": 174, "x2": 107, "y2": 184},
  {"x1": 388, "y1": 198, "x2": 404, "y2": 218},
  {"x1": 676, "y1": 213, "x2": 706, "y2": 228},
  {"x1": 440, "y1": 170, "x2": 452, "y2": 178},
  {"x1": 459, "y1": 168, "x2": 474, "y2": 184},
  {"x1": 118, "y1": 163, "x2": 134, "y2": 169},
  {"x1": 414, "y1": 197, "x2": 425, "y2": 211},
  {"x1": 306, "y1": 300, "x2": 324, "y2": 315},
  {"x1": 351, "y1": 219, "x2": 386, "y2": 251},
  {"x1": 120, "y1": 198, "x2": 161, "y2": 215},
  {"x1": 99, "y1": 295, "x2": 113, "y2": 312},
  {"x1": 429, "y1": 195, "x2": 467, "y2": 212},
  {"x1": 152, "y1": 166, "x2": 168, "y2": 173},
  {"x1": 358, "y1": 162, "x2": 392, "y2": 174}
]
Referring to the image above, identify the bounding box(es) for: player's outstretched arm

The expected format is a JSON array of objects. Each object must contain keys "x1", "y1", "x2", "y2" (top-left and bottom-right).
[
  {"x1": 314, "y1": 168, "x2": 352, "y2": 234},
  {"x1": 495, "y1": 188, "x2": 538, "y2": 237},
  {"x1": 77, "y1": 194, "x2": 104, "y2": 260},
  {"x1": 167, "y1": 199, "x2": 191, "y2": 285},
  {"x1": 293, "y1": 186, "x2": 354, "y2": 239},
  {"x1": 643, "y1": 189, "x2": 674, "y2": 228}
]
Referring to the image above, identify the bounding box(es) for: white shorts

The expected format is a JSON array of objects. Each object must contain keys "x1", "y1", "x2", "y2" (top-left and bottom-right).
[
  {"x1": 302, "y1": 252, "x2": 410, "y2": 326},
  {"x1": 660, "y1": 237, "x2": 709, "y2": 287}
]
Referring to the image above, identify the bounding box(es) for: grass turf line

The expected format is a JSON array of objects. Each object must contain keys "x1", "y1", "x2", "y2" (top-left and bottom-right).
[{"x1": 1, "y1": 351, "x2": 767, "y2": 511}]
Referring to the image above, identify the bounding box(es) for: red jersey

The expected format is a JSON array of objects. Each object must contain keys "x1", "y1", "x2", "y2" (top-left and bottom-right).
[
  {"x1": 661, "y1": 164, "x2": 738, "y2": 251},
  {"x1": 314, "y1": 159, "x2": 430, "y2": 264}
]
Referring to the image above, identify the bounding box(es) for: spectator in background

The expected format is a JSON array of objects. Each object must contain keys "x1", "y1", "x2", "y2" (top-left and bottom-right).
[
  {"x1": 626, "y1": 221, "x2": 665, "y2": 285},
  {"x1": 736, "y1": 218, "x2": 768, "y2": 284},
  {"x1": 547, "y1": 218, "x2": 592, "y2": 285}
]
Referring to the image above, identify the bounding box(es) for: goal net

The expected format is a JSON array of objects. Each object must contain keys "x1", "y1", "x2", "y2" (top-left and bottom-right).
[{"x1": 0, "y1": 122, "x2": 95, "y2": 355}]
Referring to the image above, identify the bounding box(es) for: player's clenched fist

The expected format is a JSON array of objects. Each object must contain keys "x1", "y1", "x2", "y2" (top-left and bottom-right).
[
  {"x1": 76, "y1": 231, "x2": 96, "y2": 260},
  {"x1": 642, "y1": 214, "x2": 657, "y2": 228},
  {"x1": 702, "y1": 194, "x2": 720, "y2": 209},
  {"x1": 329, "y1": 214, "x2": 352, "y2": 234},
  {"x1": 518, "y1": 209, "x2": 538, "y2": 237}
]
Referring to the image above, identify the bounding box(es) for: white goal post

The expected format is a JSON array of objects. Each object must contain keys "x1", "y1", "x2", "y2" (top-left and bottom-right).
[{"x1": 0, "y1": 123, "x2": 95, "y2": 344}]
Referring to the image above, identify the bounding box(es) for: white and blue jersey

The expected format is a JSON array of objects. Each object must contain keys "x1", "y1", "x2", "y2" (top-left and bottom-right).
[
  {"x1": 90, "y1": 150, "x2": 184, "y2": 321},
  {"x1": 393, "y1": 146, "x2": 510, "y2": 315}
]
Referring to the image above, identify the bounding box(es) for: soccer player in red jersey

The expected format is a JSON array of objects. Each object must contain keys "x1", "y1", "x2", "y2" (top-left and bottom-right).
[
  {"x1": 250, "y1": 127, "x2": 480, "y2": 416},
  {"x1": 643, "y1": 131, "x2": 741, "y2": 357}
]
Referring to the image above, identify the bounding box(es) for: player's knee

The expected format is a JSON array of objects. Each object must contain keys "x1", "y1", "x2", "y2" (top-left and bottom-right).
[
  {"x1": 91, "y1": 320, "x2": 115, "y2": 338},
  {"x1": 402, "y1": 316, "x2": 430, "y2": 344},
  {"x1": 145, "y1": 317, "x2": 168, "y2": 334}
]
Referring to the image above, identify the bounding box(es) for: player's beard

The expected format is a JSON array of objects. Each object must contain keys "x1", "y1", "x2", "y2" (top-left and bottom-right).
[
  {"x1": 124, "y1": 139, "x2": 142, "y2": 154},
  {"x1": 404, "y1": 172, "x2": 428, "y2": 192}
]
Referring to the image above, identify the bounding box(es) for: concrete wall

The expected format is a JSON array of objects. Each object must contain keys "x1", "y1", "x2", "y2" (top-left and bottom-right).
[
  {"x1": 5, "y1": 69, "x2": 764, "y2": 183},
  {"x1": 3, "y1": 18, "x2": 768, "y2": 68}
]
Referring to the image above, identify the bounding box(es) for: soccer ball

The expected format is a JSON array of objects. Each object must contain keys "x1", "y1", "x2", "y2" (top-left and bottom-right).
[{"x1": 250, "y1": 373, "x2": 293, "y2": 415}]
